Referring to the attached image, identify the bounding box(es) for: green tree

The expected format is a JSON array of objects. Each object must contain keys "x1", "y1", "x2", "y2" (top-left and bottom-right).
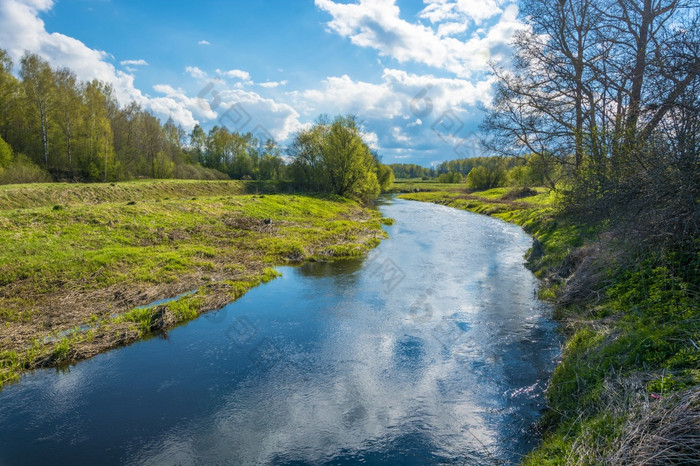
[
  {"x1": 321, "y1": 116, "x2": 379, "y2": 200},
  {"x1": 153, "y1": 151, "x2": 174, "y2": 179},
  {"x1": 290, "y1": 115, "x2": 381, "y2": 201},
  {"x1": 376, "y1": 163, "x2": 394, "y2": 192},
  {"x1": 53, "y1": 68, "x2": 80, "y2": 179},
  {"x1": 188, "y1": 124, "x2": 206, "y2": 164},
  {"x1": 81, "y1": 80, "x2": 116, "y2": 181},
  {"x1": 438, "y1": 171, "x2": 463, "y2": 183},
  {"x1": 20, "y1": 53, "x2": 55, "y2": 169},
  {"x1": 0, "y1": 50, "x2": 21, "y2": 147},
  {"x1": 466, "y1": 161, "x2": 506, "y2": 190},
  {"x1": 289, "y1": 124, "x2": 328, "y2": 191}
]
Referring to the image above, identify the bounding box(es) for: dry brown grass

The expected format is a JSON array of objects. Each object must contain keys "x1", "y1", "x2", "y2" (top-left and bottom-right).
[{"x1": 607, "y1": 386, "x2": 700, "y2": 465}]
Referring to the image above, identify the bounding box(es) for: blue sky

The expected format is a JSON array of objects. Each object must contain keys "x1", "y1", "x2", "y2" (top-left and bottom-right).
[{"x1": 0, "y1": 0, "x2": 523, "y2": 166}]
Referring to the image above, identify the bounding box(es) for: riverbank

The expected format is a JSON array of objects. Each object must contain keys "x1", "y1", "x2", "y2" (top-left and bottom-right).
[
  {"x1": 400, "y1": 186, "x2": 699, "y2": 464},
  {"x1": 0, "y1": 180, "x2": 389, "y2": 390}
]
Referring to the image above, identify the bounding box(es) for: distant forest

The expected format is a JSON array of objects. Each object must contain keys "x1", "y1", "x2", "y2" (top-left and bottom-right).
[{"x1": 0, "y1": 50, "x2": 290, "y2": 184}]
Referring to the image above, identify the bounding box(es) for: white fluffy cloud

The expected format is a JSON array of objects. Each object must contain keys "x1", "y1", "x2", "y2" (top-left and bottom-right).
[
  {"x1": 215, "y1": 88, "x2": 305, "y2": 141},
  {"x1": 198, "y1": 40, "x2": 210, "y2": 46},
  {"x1": 0, "y1": 0, "x2": 145, "y2": 105},
  {"x1": 298, "y1": 68, "x2": 493, "y2": 120},
  {"x1": 299, "y1": 74, "x2": 404, "y2": 119},
  {"x1": 295, "y1": 68, "x2": 492, "y2": 156},
  {"x1": 216, "y1": 69, "x2": 251, "y2": 81},
  {"x1": 120, "y1": 59, "x2": 148, "y2": 66},
  {"x1": 185, "y1": 66, "x2": 208, "y2": 79},
  {"x1": 151, "y1": 84, "x2": 219, "y2": 129},
  {"x1": 258, "y1": 80, "x2": 288, "y2": 88},
  {"x1": 314, "y1": 0, "x2": 523, "y2": 77},
  {"x1": 420, "y1": 0, "x2": 505, "y2": 25}
]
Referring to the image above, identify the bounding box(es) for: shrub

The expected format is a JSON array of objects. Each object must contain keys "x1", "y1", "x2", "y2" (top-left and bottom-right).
[
  {"x1": 0, "y1": 135, "x2": 11, "y2": 169},
  {"x1": 0, "y1": 154, "x2": 51, "y2": 185},
  {"x1": 465, "y1": 162, "x2": 506, "y2": 190}
]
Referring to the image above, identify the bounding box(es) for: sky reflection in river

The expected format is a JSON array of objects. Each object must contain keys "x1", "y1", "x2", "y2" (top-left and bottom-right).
[{"x1": 0, "y1": 197, "x2": 560, "y2": 465}]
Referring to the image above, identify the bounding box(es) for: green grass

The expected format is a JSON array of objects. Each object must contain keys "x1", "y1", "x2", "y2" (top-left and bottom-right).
[
  {"x1": 0, "y1": 180, "x2": 388, "y2": 390},
  {"x1": 389, "y1": 180, "x2": 465, "y2": 193}
]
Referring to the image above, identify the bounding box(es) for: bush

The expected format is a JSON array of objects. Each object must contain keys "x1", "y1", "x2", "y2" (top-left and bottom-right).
[
  {"x1": 376, "y1": 164, "x2": 394, "y2": 192},
  {"x1": 0, "y1": 135, "x2": 11, "y2": 169},
  {"x1": 0, "y1": 154, "x2": 51, "y2": 185},
  {"x1": 437, "y1": 171, "x2": 463, "y2": 183},
  {"x1": 466, "y1": 161, "x2": 506, "y2": 190}
]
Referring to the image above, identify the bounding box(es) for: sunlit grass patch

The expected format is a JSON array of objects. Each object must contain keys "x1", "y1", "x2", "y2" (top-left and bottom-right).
[{"x1": 0, "y1": 181, "x2": 388, "y2": 390}]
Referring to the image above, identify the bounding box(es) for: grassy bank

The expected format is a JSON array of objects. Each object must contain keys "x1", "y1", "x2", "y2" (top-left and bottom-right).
[
  {"x1": 0, "y1": 180, "x2": 389, "y2": 390},
  {"x1": 399, "y1": 186, "x2": 699, "y2": 464}
]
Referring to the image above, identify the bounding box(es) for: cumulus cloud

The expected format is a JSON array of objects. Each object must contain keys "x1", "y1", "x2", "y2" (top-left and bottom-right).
[
  {"x1": 120, "y1": 59, "x2": 148, "y2": 66},
  {"x1": 215, "y1": 88, "x2": 305, "y2": 141},
  {"x1": 216, "y1": 69, "x2": 251, "y2": 81},
  {"x1": 298, "y1": 74, "x2": 403, "y2": 119},
  {"x1": 185, "y1": 66, "x2": 207, "y2": 79},
  {"x1": 198, "y1": 40, "x2": 210, "y2": 46},
  {"x1": 298, "y1": 69, "x2": 492, "y2": 120},
  {"x1": 151, "y1": 83, "x2": 220, "y2": 129},
  {"x1": 295, "y1": 68, "x2": 492, "y2": 159},
  {"x1": 258, "y1": 80, "x2": 288, "y2": 88},
  {"x1": 361, "y1": 130, "x2": 379, "y2": 149},
  {"x1": 314, "y1": 0, "x2": 523, "y2": 77},
  {"x1": 420, "y1": 0, "x2": 505, "y2": 26}
]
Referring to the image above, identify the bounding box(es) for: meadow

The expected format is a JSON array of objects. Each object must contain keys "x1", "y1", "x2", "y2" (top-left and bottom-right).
[{"x1": 0, "y1": 180, "x2": 388, "y2": 389}]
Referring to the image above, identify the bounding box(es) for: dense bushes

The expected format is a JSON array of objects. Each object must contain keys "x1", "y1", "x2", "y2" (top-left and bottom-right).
[
  {"x1": 0, "y1": 154, "x2": 50, "y2": 185},
  {"x1": 0, "y1": 135, "x2": 50, "y2": 184},
  {"x1": 437, "y1": 171, "x2": 462, "y2": 183}
]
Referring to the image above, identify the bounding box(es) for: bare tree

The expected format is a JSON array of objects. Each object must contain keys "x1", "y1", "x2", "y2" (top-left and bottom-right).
[{"x1": 484, "y1": 0, "x2": 699, "y2": 229}]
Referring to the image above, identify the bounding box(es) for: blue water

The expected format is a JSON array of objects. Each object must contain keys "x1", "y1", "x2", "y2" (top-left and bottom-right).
[{"x1": 0, "y1": 197, "x2": 560, "y2": 465}]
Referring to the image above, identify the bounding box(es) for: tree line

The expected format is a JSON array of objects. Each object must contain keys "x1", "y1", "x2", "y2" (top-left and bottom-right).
[
  {"x1": 0, "y1": 50, "x2": 393, "y2": 202},
  {"x1": 390, "y1": 153, "x2": 556, "y2": 190},
  {"x1": 0, "y1": 50, "x2": 293, "y2": 183}
]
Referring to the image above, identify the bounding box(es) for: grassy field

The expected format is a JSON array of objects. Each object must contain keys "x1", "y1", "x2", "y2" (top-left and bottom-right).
[
  {"x1": 0, "y1": 180, "x2": 389, "y2": 389},
  {"x1": 389, "y1": 179, "x2": 465, "y2": 193},
  {"x1": 400, "y1": 185, "x2": 699, "y2": 465}
]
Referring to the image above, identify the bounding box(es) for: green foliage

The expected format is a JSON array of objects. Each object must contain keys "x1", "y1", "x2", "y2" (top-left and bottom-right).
[
  {"x1": 153, "y1": 151, "x2": 175, "y2": 179},
  {"x1": 290, "y1": 115, "x2": 382, "y2": 202},
  {"x1": 375, "y1": 164, "x2": 394, "y2": 192},
  {"x1": 0, "y1": 153, "x2": 51, "y2": 184},
  {"x1": 0, "y1": 49, "x2": 244, "y2": 183},
  {"x1": 465, "y1": 161, "x2": 506, "y2": 190},
  {"x1": 437, "y1": 171, "x2": 463, "y2": 183},
  {"x1": 0, "y1": 135, "x2": 11, "y2": 169},
  {"x1": 388, "y1": 163, "x2": 435, "y2": 179}
]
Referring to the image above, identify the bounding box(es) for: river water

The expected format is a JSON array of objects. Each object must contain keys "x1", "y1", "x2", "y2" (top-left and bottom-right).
[{"x1": 0, "y1": 197, "x2": 560, "y2": 465}]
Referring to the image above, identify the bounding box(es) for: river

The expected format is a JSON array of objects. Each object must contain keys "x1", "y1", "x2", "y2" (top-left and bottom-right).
[{"x1": 0, "y1": 196, "x2": 560, "y2": 465}]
